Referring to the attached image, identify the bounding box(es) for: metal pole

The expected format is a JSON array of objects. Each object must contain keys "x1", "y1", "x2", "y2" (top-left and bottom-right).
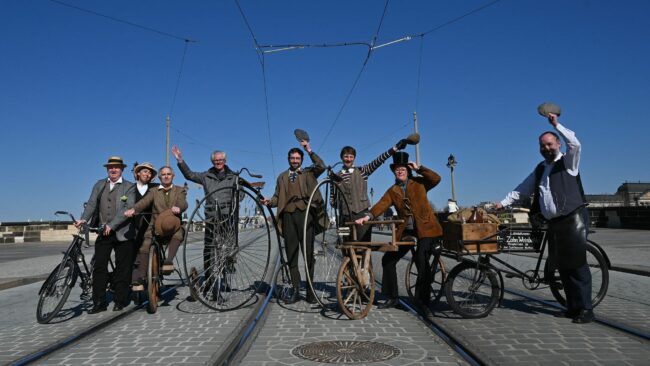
[
  {"x1": 165, "y1": 115, "x2": 171, "y2": 166},
  {"x1": 413, "y1": 111, "x2": 421, "y2": 165}
]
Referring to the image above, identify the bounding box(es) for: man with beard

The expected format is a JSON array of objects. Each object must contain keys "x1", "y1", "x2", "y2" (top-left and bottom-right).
[
  {"x1": 495, "y1": 107, "x2": 594, "y2": 324},
  {"x1": 75, "y1": 156, "x2": 136, "y2": 313},
  {"x1": 262, "y1": 139, "x2": 325, "y2": 304}
]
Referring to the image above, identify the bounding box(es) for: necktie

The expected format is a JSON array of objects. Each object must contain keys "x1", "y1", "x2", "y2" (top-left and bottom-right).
[{"x1": 289, "y1": 171, "x2": 297, "y2": 183}]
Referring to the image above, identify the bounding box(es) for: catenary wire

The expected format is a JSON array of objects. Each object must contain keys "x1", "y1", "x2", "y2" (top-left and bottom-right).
[
  {"x1": 169, "y1": 40, "x2": 191, "y2": 118},
  {"x1": 48, "y1": 0, "x2": 197, "y2": 42},
  {"x1": 234, "y1": 0, "x2": 277, "y2": 178},
  {"x1": 317, "y1": 0, "x2": 391, "y2": 150}
]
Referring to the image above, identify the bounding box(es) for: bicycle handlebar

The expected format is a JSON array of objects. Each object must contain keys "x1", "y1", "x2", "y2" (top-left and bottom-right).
[{"x1": 235, "y1": 167, "x2": 262, "y2": 179}]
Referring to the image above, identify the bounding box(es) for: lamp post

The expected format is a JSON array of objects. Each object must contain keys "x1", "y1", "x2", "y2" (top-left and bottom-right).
[{"x1": 446, "y1": 154, "x2": 457, "y2": 202}]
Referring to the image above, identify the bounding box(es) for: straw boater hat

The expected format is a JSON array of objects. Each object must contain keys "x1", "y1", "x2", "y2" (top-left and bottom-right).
[
  {"x1": 103, "y1": 156, "x2": 127, "y2": 168},
  {"x1": 155, "y1": 209, "x2": 181, "y2": 237},
  {"x1": 390, "y1": 151, "x2": 410, "y2": 171},
  {"x1": 134, "y1": 162, "x2": 157, "y2": 179}
]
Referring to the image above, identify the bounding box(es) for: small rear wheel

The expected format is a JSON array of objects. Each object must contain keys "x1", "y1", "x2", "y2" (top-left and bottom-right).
[
  {"x1": 444, "y1": 261, "x2": 499, "y2": 318},
  {"x1": 336, "y1": 255, "x2": 375, "y2": 319},
  {"x1": 147, "y1": 245, "x2": 160, "y2": 314},
  {"x1": 37, "y1": 260, "x2": 75, "y2": 324}
]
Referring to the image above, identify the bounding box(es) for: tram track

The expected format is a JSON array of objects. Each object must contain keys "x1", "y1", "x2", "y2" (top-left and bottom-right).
[{"x1": 9, "y1": 283, "x2": 184, "y2": 366}]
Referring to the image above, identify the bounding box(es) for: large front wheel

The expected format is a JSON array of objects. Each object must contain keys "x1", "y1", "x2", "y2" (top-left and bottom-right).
[
  {"x1": 444, "y1": 261, "x2": 500, "y2": 318},
  {"x1": 36, "y1": 260, "x2": 75, "y2": 324},
  {"x1": 303, "y1": 179, "x2": 349, "y2": 308},
  {"x1": 183, "y1": 186, "x2": 272, "y2": 311},
  {"x1": 547, "y1": 241, "x2": 609, "y2": 308}
]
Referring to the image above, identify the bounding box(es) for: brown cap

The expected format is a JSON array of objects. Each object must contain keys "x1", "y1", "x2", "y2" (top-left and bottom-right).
[
  {"x1": 134, "y1": 162, "x2": 157, "y2": 179},
  {"x1": 155, "y1": 209, "x2": 181, "y2": 237}
]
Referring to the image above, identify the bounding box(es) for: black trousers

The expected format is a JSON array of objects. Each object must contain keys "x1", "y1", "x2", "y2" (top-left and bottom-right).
[
  {"x1": 382, "y1": 235, "x2": 441, "y2": 302},
  {"x1": 282, "y1": 209, "x2": 314, "y2": 290},
  {"x1": 559, "y1": 263, "x2": 593, "y2": 312},
  {"x1": 93, "y1": 233, "x2": 132, "y2": 306}
]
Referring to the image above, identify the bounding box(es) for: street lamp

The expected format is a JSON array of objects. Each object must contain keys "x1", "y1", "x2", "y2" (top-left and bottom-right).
[{"x1": 446, "y1": 154, "x2": 457, "y2": 201}]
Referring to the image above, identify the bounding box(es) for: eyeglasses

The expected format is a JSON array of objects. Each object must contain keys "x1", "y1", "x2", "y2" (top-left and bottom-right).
[{"x1": 212, "y1": 159, "x2": 225, "y2": 163}]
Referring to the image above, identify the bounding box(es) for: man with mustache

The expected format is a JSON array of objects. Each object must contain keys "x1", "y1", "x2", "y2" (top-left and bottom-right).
[{"x1": 495, "y1": 108, "x2": 594, "y2": 324}]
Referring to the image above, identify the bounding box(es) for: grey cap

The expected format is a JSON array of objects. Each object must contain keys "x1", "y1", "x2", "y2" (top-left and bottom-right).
[{"x1": 537, "y1": 102, "x2": 561, "y2": 117}]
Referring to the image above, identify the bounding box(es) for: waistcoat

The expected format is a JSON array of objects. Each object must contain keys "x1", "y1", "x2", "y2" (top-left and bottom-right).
[
  {"x1": 340, "y1": 169, "x2": 369, "y2": 215},
  {"x1": 532, "y1": 156, "x2": 586, "y2": 217},
  {"x1": 99, "y1": 183, "x2": 119, "y2": 224}
]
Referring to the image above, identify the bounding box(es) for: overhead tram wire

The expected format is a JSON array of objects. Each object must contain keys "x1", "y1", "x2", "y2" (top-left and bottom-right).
[
  {"x1": 234, "y1": 0, "x2": 277, "y2": 178},
  {"x1": 169, "y1": 40, "x2": 191, "y2": 118},
  {"x1": 48, "y1": 0, "x2": 197, "y2": 43},
  {"x1": 317, "y1": 0, "x2": 391, "y2": 151}
]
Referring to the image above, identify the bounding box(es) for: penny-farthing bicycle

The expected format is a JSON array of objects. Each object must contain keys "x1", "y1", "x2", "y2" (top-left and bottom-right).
[
  {"x1": 301, "y1": 163, "x2": 351, "y2": 309},
  {"x1": 182, "y1": 168, "x2": 272, "y2": 311}
]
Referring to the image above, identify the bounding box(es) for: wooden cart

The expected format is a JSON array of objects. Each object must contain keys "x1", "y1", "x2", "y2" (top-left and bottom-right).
[{"x1": 337, "y1": 220, "x2": 415, "y2": 319}]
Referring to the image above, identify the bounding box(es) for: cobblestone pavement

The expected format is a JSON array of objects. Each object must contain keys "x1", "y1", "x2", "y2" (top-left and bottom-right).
[
  {"x1": 1, "y1": 228, "x2": 649, "y2": 365},
  {"x1": 239, "y1": 298, "x2": 467, "y2": 365},
  {"x1": 33, "y1": 286, "x2": 251, "y2": 366}
]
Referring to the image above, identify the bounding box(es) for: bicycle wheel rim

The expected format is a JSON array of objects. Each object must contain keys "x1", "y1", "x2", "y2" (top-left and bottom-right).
[
  {"x1": 303, "y1": 179, "x2": 349, "y2": 308},
  {"x1": 147, "y1": 245, "x2": 159, "y2": 314},
  {"x1": 445, "y1": 262, "x2": 499, "y2": 318},
  {"x1": 36, "y1": 260, "x2": 74, "y2": 324},
  {"x1": 183, "y1": 186, "x2": 272, "y2": 311}
]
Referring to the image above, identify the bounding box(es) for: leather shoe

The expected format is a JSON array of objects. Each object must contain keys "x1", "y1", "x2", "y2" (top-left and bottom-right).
[
  {"x1": 88, "y1": 304, "x2": 107, "y2": 314},
  {"x1": 306, "y1": 294, "x2": 317, "y2": 304},
  {"x1": 563, "y1": 309, "x2": 579, "y2": 318},
  {"x1": 572, "y1": 309, "x2": 595, "y2": 324},
  {"x1": 377, "y1": 298, "x2": 398, "y2": 309},
  {"x1": 285, "y1": 291, "x2": 300, "y2": 304},
  {"x1": 113, "y1": 303, "x2": 125, "y2": 311}
]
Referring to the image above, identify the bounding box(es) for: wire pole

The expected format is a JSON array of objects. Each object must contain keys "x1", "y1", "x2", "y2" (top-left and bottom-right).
[
  {"x1": 413, "y1": 111, "x2": 421, "y2": 165},
  {"x1": 165, "y1": 115, "x2": 171, "y2": 166}
]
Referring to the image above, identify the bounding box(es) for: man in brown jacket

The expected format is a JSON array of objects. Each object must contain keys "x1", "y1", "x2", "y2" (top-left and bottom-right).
[
  {"x1": 125, "y1": 166, "x2": 188, "y2": 291},
  {"x1": 262, "y1": 139, "x2": 325, "y2": 304},
  {"x1": 356, "y1": 152, "x2": 443, "y2": 310}
]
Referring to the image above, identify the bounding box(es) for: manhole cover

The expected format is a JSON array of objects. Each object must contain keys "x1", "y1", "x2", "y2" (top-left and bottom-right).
[{"x1": 292, "y1": 340, "x2": 401, "y2": 364}]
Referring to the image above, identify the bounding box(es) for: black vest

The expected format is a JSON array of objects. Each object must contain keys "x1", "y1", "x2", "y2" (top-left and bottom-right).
[{"x1": 531, "y1": 156, "x2": 586, "y2": 218}]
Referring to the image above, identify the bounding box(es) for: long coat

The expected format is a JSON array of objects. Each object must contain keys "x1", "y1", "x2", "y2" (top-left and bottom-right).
[
  {"x1": 269, "y1": 151, "x2": 326, "y2": 235},
  {"x1": 81, "y1": 178, "x2": 136, "y2": 242},
  {"x1": 132, "y1": 185, "x2": 188, "y2": 236},
  {"x1": 369, "y1": 166, "x2": 443, "y2": 240}
]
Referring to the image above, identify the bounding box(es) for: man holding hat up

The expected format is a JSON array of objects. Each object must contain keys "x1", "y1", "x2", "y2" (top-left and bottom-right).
[
  {"x1": 125, "y1": 166, "x2": 188, "y2": 291},
  {"x1": 75, "y1": 156, "x2": 136, "y2": 313},
  {"x1": 356, "y1": 152, "x2": 443, "y2": 311}
]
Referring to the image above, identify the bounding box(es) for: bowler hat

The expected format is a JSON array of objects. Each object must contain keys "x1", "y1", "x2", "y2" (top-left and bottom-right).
[
  {"x1": 537, "y1": 102, "x2": 562, "y2": 117},
  {"x1": 103, "y1": 156, "x2": 127, "y2": 168},
  {"x1": 390, "y1": 151, "x2": 410, "y2": 171},
  {"x1": 134, "y1": 162, "x2": 157, "y2": 179},
  {"x1": 155, "y1": 209, "x2": 181, "y2": 237}
]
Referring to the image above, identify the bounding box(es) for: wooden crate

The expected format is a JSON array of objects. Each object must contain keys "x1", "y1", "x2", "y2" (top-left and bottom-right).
[{"x1": 443, "y1": 222, "x2": 499, "y2": 254}]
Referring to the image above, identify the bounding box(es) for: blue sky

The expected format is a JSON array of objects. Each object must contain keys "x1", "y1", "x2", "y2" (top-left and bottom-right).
[{"x1": 1, "y1": 0, "x2": 649, "y2": 221}]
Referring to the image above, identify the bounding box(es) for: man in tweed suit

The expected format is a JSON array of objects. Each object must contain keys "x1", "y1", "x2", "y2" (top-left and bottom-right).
[
  {"x1": 125, "y1": 166, "x2": 188, "y2": 291},
  {"x1": 75, "y1": 156, "x2": 136, "y2": 313},
  {"x1": 261, "y1": 140, "x2": 325, "y2": 304}
]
